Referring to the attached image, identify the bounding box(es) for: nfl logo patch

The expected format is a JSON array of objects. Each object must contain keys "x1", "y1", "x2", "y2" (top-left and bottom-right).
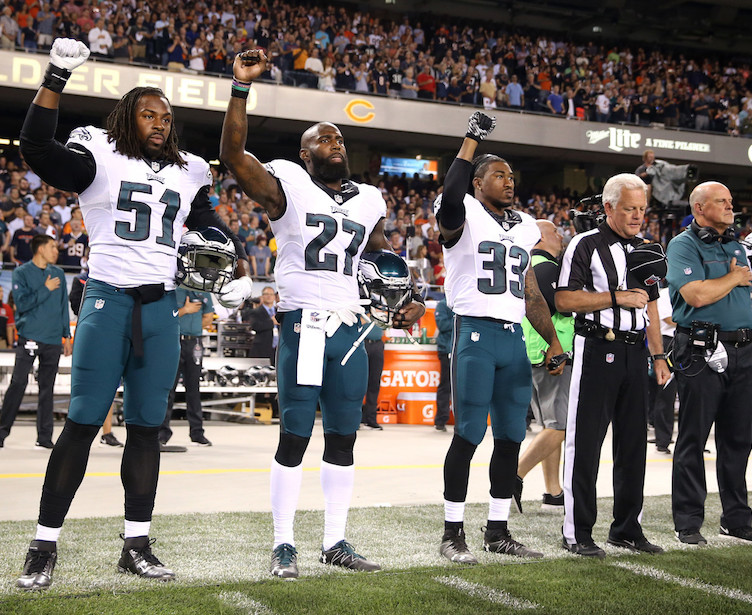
[
  {"x1": 684, "y1": 267, "x2": 692, "y2": 275},
  {"x1": 293, "y1": 323, "x2": 301, "y2": 333},
  {"x1": 95, "y1": 299, "x2": 105, "y2": 310},
  {"x1": 606, "y1": 353, "x2": 614, "y2": 364},
  {"x1": 470, "y1": 331, "x2": 480, "y2": 342}
]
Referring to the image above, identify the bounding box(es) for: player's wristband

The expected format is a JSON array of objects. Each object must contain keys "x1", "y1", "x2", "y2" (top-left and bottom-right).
[
  {"x1": 651, "y1": 353, "x2": 667, "y2": 361},
  {"x1": 410, "y1": 291, "x2": 425, "y2": 305},
  {"x1": 42, "y1": 63, "x2": 72, "y2": 94},
  {"x1": 231, "y1": 78, "x2": 252, "y2": 99}
]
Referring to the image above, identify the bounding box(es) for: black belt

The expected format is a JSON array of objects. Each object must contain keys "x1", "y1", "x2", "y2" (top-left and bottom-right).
[
  {"x1": 677, "y1": 326, "x2": 752, "y2": 345},
  {"x1": 575, "y1": 321, "x2": 645, "y2": 345},
  {"x1": 460, "y1": 315, "x2": 517, "y2": 327},
  {"x1": 124, "y1": 283, "x2": 166, "y2": 358}
]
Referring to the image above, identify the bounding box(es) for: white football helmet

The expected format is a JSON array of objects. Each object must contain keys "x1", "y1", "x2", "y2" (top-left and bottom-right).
[
  {"x1": 176, "y1": 227, "x2": 237, "y2": 293},
  {"x1": 358, "y1": 251, "x2": 413, "y2": 328}
]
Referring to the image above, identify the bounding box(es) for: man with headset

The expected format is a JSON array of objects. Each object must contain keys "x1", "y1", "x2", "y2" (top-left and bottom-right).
[{"x1": 667, "y1": 181, "x2": 752, "y2": 545}]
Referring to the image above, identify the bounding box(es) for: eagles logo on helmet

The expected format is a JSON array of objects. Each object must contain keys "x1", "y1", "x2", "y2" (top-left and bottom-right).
[
  {"x1": 176, "y1": 227, "x2": 238, "y2": 294},
  {"x1": 358, "y1": 251, "x2": 413, "y2": 328}
]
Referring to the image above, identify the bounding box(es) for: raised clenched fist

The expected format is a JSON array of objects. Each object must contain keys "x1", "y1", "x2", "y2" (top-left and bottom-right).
[{"x1": 465, "y1": 111, "x2": 497, "y2": 142}]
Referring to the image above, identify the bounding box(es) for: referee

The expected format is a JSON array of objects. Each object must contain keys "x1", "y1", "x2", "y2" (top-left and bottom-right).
[{"x1": 556, "y1": 173, "x2": 670, "y2": 558}]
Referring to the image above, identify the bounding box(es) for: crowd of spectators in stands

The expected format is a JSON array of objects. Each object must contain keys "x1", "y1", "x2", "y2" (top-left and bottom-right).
[
  {"x1": 9, "y1": 148, "x2": 742, "y2": 299},
  {"x1": 3, "y1": 1, "x2": 752, "y2": 292},
  {"x1": 1, "y1": 0, "x2": 752, "y2": 135}
]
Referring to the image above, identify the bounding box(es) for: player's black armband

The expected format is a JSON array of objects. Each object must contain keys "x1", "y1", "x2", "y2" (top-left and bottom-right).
[
  {"x1": 410, "y1": 291, "x2": 425, "y2": 305},
  {"x1": 42, "y1": 63, "x2": 72, "y2": 94}
]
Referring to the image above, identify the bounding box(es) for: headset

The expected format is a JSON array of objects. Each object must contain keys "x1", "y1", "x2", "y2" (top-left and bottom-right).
[{"x1": 690, "y1": 220, "x2": 735, "y2": 244}]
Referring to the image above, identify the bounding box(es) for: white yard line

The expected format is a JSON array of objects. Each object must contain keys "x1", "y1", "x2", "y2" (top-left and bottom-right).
[
  {"x1": 218, "y1": 590, "x2": 278, "y2": 615},
  {"x1": 435, "y1": 575, "x2": 540, "y2": 610},
  {"x1": 612, "y1": 562, "x2": 752, "y2": 604}
]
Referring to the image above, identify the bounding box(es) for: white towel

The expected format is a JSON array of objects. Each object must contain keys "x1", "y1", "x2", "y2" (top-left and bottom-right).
[{"x1": 297, "y1": 309, "x2": 327, "y2": 386}]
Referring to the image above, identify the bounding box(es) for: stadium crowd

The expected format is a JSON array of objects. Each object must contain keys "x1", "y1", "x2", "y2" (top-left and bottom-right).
[
  {"x1": 5, "y1": 148, "x2": 752, "y2": 290},
  {"x1": 1, "y1": 0, "x2": 752, "y2": 134}
]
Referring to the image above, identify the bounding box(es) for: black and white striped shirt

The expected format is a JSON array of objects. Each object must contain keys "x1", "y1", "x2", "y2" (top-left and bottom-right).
[{"x1": 558, "y1": 222, "x2": 657, "y2": 331}]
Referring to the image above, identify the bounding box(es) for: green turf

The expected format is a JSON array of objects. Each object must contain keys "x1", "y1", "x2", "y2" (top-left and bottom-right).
[{"x1": 2, "y1": 494, "x2": 752, "y2": 614}]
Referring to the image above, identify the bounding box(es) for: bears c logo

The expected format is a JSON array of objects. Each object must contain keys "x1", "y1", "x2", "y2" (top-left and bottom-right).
[{"x1": 344, "y1": 99, "x2": 375, "y2": 124}]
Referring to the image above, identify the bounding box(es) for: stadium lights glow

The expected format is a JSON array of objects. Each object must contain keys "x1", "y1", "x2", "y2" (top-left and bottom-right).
[
  {"x1": 593, "y1": 26, "x2": 603, "y2": 33},
  {"x1": 0, "y1": 138, "x2": 10, "y2": 145},
  {"x1": 209, "y1": 159, "x2": 220, "y2": 166},
  {"x1": 0, "y1": 138, "x2": 20, "y2": 146}
]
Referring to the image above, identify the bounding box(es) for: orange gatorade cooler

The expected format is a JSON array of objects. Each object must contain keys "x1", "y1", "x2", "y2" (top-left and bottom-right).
[
  {"x1": 378, "y1": 343, "x2": 441, "y2": 425},
  {"x1": 396, "y1": 392, "x2": 437, "y2": 425}
]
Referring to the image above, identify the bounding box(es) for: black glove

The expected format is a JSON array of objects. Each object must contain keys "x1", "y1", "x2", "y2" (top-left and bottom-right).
[{"x1": 465, "y1": 111, "x2": 497, "y2": 142}]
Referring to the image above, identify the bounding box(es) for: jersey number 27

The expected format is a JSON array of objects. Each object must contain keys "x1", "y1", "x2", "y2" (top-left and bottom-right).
[{"x1": 304, "y1": 213, "x2": 366, "y2": 276}]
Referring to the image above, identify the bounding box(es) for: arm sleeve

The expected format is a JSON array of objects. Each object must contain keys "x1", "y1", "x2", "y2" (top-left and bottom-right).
[
  {"x1": 185, "y1": 185, "x2": 248, "y2": 262},
  {"x1": 19, "y1": 104, "x2": 96, "y2": 193},
  {"x1": 437, "y1": 158, "x2": 472, "y2": 231},
  {"x1": 533, "y1": 260, "x2": 559, "y2": 315}
]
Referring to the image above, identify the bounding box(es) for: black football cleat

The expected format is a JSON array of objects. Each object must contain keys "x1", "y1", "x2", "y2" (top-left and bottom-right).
[
  {"x1": 320, "y1": 540, "x2": 380, "y2": 571},
  {"x1": 483, "y1": 526, "x2": 543, "y2": 558},
  {"x1": 439, "y1": 527, "x2": 478, "y2": 564},
  {"x1": 117, "y1": 535, "x2": 175, "y2": 581},
  {"x1": 17, "y1": 540, "x2": 57, "y2": 590}
]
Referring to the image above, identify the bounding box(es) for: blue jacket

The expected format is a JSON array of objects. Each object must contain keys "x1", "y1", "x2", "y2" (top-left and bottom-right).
[{"x1": 12, "y1": 260, "x2": 70, "y2": 345}]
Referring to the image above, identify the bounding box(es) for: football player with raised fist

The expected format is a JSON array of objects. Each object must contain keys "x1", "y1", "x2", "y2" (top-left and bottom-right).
[
  {"x1": 220, "y1": 49, "x2": 425, "y2": 578},
  {"x1": 435, "y1": 112, "x2": 564, "y2": 565},
  {"x1": 14, "y1": 38, "x2": 252, "y2": 589}
]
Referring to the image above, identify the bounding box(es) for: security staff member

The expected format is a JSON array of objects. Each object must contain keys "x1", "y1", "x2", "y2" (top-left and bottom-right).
[
  {"x1": 0, "y1": 235, "x2": 72, "y2": 448},
  {"x1": 159, "y1": 288, "x2": 214, "y2": 447},
  {"x1": 667, "y1": 181, "x2": 752, "y2": 545},
  {"x1": 556, "y1": 173, "x2": 670, "y2": 558},
  {"x1": 517, "y1": 220, "x2": 573, "y2": 513}
]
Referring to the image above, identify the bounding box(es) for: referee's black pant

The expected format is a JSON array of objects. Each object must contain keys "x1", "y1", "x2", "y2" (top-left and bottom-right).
[
  {"x1": 563, "y1": 334, "x2": 649, "y2": 545},
  {"x1": 672, "y1": 333, "x2": 752, "y2": 533}
]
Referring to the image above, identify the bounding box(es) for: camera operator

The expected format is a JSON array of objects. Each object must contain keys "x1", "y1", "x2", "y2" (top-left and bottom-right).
[
  {"x1": 556, "y1": 174, "x2": 669, "y2": 558},
  {"x1": 666, "y1": 181, "x2": 752, "y2": 545}
]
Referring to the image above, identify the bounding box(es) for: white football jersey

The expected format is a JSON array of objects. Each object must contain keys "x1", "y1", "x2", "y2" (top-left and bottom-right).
[
  {"x1": 266, "y1": 160, "x2": 386, "y2": 311},
  {"x1": 439, "y1": 194, "x2": 541, "y2": 323},
  {"x1": 66, "y1": 126, "x2": 211, "y2": 289}
]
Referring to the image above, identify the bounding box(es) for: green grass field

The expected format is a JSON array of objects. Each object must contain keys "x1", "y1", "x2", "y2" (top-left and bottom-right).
[{"x1": 2, "y1": 494, "x2": 752, "y2": 614}]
